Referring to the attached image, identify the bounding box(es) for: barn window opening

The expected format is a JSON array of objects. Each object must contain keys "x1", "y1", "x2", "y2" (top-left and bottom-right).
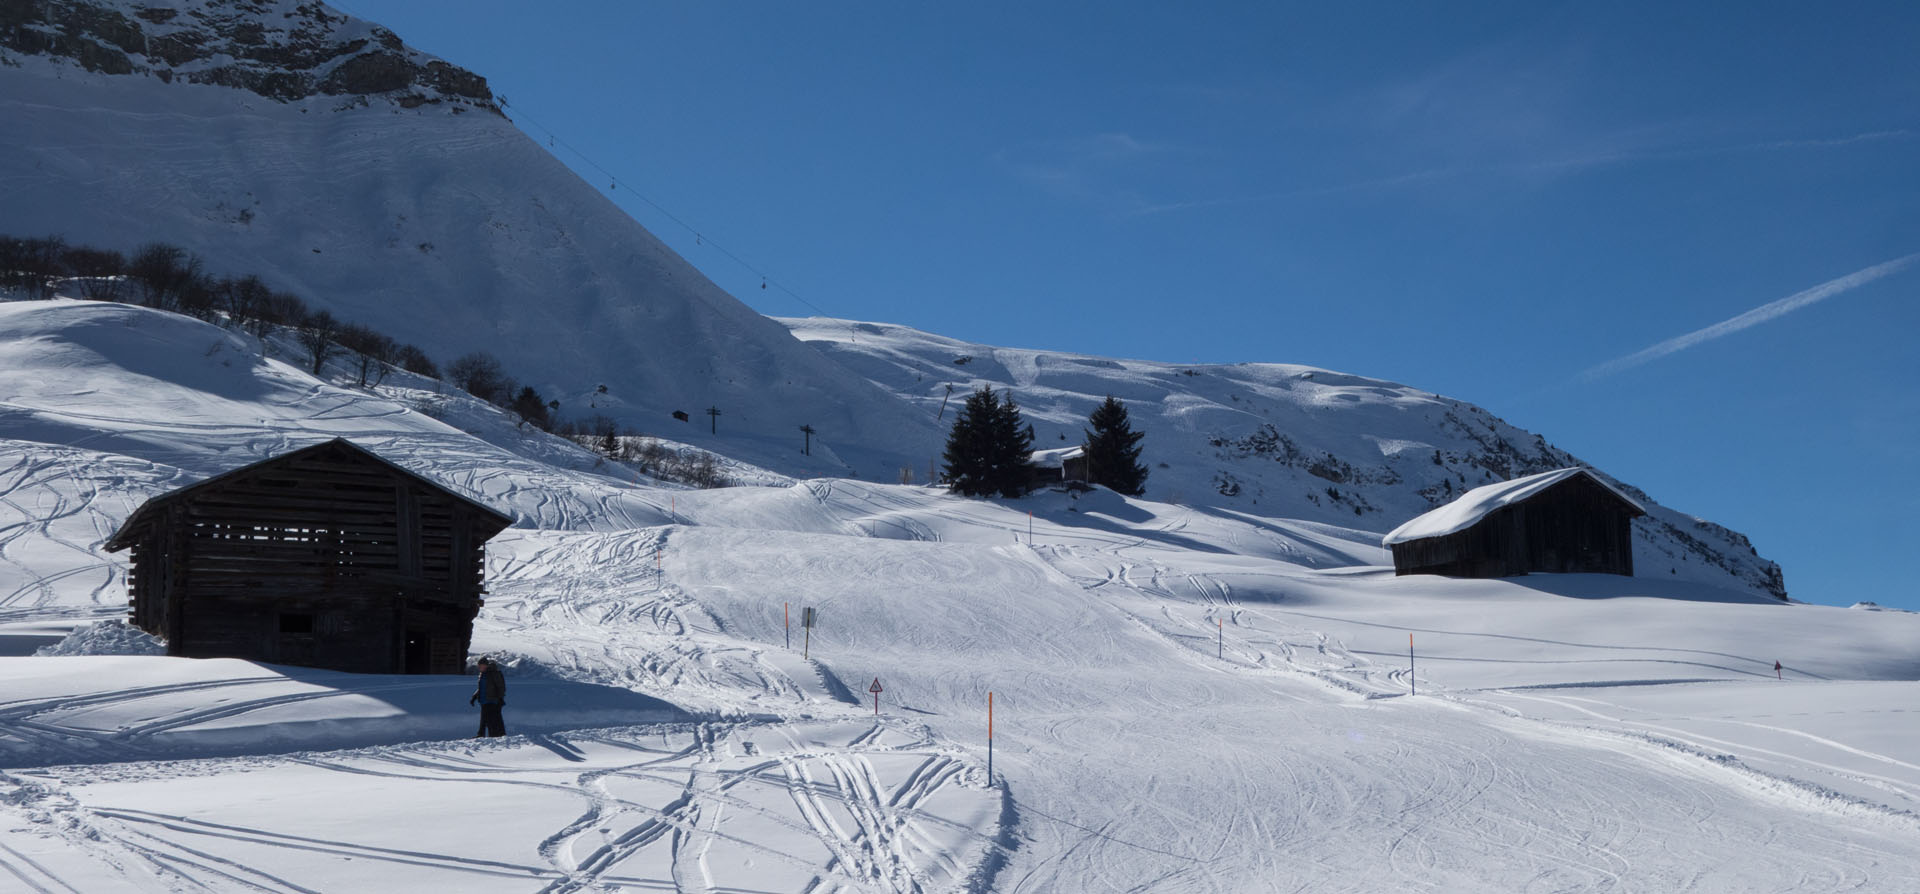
[{"x1": 279, "y1": 613, "x2": 315, "y2": 634}]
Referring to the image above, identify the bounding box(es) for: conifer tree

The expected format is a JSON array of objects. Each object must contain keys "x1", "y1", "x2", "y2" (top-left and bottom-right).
[
  {"x1": 509, "y1": 385, "x2": 552, "y2": 431},
  {"x1": 943, "y1": 387, "x2": 1036, "y2": 497},
  {"x1": 1084, "y1": 395, "x2": 1148, "y2": 496}
]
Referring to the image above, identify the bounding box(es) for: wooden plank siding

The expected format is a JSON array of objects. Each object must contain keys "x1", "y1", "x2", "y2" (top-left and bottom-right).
[
  {"x1": 105, "y1": 439, "x2": 511, "y2": 675},
  {"x1": 1390, "y1": 473, "x2": 1641, "y2": 579}
]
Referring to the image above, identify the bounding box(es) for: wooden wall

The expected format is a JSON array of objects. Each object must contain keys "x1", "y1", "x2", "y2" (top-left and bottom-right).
[
  {"x1": 1391, "y1": 474, "x2": 1638, "y2": 579},
  {"x1": 119, "y1": 442, "x2": 503, "y2": 674}
]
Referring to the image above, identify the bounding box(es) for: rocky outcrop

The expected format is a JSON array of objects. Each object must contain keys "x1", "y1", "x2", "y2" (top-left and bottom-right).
[{"x1": 2, "y1": 0, "x2": 497, "y2": 112}]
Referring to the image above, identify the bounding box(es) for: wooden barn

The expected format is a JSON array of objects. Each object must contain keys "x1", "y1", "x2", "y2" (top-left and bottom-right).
[
  {"x1": 1383, "y1": 468, "x2": 1645, "y2": 579},
  {"x1": 104, "y1": 439, "x2": 513, "y2": 674}
]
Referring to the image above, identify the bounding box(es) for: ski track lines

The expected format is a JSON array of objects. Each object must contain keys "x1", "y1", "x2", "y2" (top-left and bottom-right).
[
  {"x1": 0, "y1": 675, "x2": 280, "y2": 763},
  {"x1": 6, "y1": 422, "x2": 1920, "y2": 892},
  {"x1": 0, "y1": 447, "x2": 152, "y2": 617},
  {"x1": 1007, "y1": 544, "x2": 1920, "y2": 891},
  {"x1": 1, "y1": 723, "x2": 995, "y2": 894},
  {"x1": 1492, "y1": 689, "x2": 1920, "y2": 815},
  {"x1": 1037, "y1": 545, "x2": 1397, "y2": 695},
  {"x1": 483, "y1": 530, "x2": 834, "y2": 706}
]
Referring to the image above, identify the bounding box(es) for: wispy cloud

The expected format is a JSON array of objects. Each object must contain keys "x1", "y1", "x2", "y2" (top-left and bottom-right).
[
  {"x1": 1578, "y1": 252, "x2": 1920, "y2": 382},
  {"x1": 993, "y1": 133, "x2": 1178, "y2": 213},
  {"x1": 1122, "y1": 167, "x2": 1455, "y2": 216},
  {"x1": 1126, "y1": 128, "x2": 1917, "y2": 219}
]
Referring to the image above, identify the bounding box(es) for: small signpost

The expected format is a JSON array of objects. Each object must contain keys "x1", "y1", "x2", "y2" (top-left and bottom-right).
[
  {"x1": 1775, "y1": 660, "x2": 1783, "y2": 680},
  {"x1": 869, "y1": 677, "x2": 884, "y2": 715},
  {"x1": 802, "y1": 606, "x2": 817, "y2": 660}
]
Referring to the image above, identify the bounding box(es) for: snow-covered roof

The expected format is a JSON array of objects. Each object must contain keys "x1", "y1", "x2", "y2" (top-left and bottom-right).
[
  {"x1": 1382, "y1": 467, "x2": 1647, "y2": 547},
  {"x1": 1029, "y1": 446, "x2": 1085, "y2": 469}
]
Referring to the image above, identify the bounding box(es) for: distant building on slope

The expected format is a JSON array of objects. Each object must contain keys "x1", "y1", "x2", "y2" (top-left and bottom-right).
[
  {"x1": 1383, "y1": 467, "x2": 1645, "y2": 579},
  {"x1": 1028, "y1": 446, "x2": 1089, "y2": 490},
  {"x1": 105, "y1": 439, "x2": 513, "y2": 674}
]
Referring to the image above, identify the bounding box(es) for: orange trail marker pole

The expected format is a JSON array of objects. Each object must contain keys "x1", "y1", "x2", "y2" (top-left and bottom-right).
[
  {"x1": 1218, "y1": 618, "x2": 1223, "y2": 660},
  {"x1": 1409, "y1": 634, "x2": 1415, "y2": 696},
  {"x1": 988, "y1": 691, "x2": 995, "y2": 784},
  {"x1": 785, "y1": 602, "x2": 790, "y2": 650}
]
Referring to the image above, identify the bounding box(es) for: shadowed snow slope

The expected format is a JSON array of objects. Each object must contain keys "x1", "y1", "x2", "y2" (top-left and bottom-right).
[{"x1": 0, "y1": 3, "x2": 939, "y2": 481}]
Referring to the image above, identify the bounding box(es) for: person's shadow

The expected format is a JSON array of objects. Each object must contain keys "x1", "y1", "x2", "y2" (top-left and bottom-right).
[{"x1": 524, "y1": 732, "x2": 587, "y2": 762}]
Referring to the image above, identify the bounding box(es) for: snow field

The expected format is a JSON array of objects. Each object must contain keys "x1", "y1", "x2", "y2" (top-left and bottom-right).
[
  {"x1": 2, "y1": 720, "x2": 998, "y2": 893},
  {"x1": 0, "y1": 656, "x2": 685, "y2": 769},
  {"x1": 3, "y1": 298, "x2": 1920, "y2": 889}
]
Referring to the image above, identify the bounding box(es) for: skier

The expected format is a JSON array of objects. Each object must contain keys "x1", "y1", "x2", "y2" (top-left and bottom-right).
[{"x1": 469, "y1": 656, "x2": 507, "y2": 738}]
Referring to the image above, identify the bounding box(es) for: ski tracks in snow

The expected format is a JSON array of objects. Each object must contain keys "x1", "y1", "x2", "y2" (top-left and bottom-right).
[
  {"x1": 1032, "y1": 542, "x2": 1396, "y2": 697},
  {"x1": 0, "y1": 444, "x2": 183, "y2": 621},
  {"x1": 0, "y1": 722, "x2": 998, "y2": 893},
  {"x1": 485, "y1": 529, "x2": 847, "y2": 709}
]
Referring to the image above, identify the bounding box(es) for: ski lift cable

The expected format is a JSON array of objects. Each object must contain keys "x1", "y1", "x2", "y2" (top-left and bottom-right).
[{"x1": 505, "y1": 102, "x2": 837, "y2": 320}]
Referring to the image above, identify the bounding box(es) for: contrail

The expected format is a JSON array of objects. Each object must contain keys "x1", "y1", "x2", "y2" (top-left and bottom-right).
[{"x1": 1580, "y1": 251, "x2": 1920, "y2": 381}]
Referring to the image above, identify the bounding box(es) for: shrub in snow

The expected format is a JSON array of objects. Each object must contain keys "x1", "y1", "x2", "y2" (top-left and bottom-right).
[{"x1": 35, "y1": 620, "x2": 165, "y2": 656}]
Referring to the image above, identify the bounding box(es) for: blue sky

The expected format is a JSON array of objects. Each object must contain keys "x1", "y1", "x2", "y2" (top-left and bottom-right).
[{"x1": 344, "y1": 2, "x2": 1919, "y2": 609}]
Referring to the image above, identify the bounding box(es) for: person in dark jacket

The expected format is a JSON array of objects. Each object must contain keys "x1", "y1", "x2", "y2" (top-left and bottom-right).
[{"x1": 469, "y1": 656, "x2": 506, "y2": 738}]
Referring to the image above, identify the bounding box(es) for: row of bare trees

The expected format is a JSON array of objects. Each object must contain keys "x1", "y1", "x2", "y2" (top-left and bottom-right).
[
  {"x1": 0, "y1": 233, "x2": 495, "y2": 400},
  {"x1": 1, "y1": 234, "x2": 724, "y2": 477},
  {"x1": 1, "y1": 234, "x2": 447, "y2": 383}
]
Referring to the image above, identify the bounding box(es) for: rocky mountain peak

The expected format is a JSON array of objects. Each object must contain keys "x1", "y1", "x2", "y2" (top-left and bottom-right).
[{"x1": 2, "y1": 0, "x2": 495, "y2": 112}]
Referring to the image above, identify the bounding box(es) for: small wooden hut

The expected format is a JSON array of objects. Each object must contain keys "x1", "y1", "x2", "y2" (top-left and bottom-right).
[
  {"x1": 105, "y1": 439, "x2": 513, "y2": 674},
  {"x1": 1027, "y1": 446, "x2": 1089, "y2": 491},
  {"x1": 1383, "y1": 468, "x2": 1645, "y2": 579}
]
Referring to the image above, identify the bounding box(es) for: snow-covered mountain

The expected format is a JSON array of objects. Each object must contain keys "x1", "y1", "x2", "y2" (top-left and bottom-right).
[
  {"x1": 0, "y1": 0, "x2": 943, "y2": 481},
  {"x1": 2, "y1": 0, "x2": 1782, "y2": 603},
  {"x1": 783, "y1": 318, "x2": 1787, "y2": 601}
]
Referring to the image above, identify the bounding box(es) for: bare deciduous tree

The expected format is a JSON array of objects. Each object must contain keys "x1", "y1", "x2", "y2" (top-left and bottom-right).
[{"x1": 298, "y1": 309, "x2": 341, "y2": 375}]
